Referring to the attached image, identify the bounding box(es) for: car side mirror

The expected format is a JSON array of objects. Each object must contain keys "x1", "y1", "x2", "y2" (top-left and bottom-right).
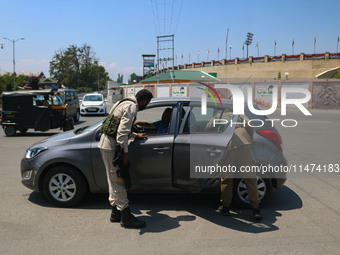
[{"x1": 96, "y1": 131, "x2": 102, "y2": 141}]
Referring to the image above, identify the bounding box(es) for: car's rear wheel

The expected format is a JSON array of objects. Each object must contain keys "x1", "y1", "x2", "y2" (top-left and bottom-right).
[
  {"x1": 233, "y1": 176, "x2": 271, "y2": 208},
  {"x1": 42, "y1": 166, "x2": 87, "y2": 207},
  {"x1": 4, "y1": 126, "x2": 16, "y2": 136},
  {"x1": 73, "y1": 110, "x2": 80, "y2": 123}
]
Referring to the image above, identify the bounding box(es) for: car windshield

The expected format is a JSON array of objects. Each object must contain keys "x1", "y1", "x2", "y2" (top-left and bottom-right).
[{"x1": 83, "y1": 95, "x2": 103, "y2": 101}]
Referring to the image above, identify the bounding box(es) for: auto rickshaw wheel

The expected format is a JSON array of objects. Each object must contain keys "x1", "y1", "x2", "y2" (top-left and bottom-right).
[{"x1": 4, "y1": 126, "x2": 17, "y2": 136}]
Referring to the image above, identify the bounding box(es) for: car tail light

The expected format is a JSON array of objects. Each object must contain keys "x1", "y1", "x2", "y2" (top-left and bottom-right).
[{"x1": 256, "y1": 129, "x2": 283, "y2": 151}]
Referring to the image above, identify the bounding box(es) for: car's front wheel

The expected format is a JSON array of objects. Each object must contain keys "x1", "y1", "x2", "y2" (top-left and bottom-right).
[
  {"x1": 233, "y1": 176, "x2": 271, "y2": 208},
  {"x1": 42, "y1": 165, "x2": 87, "y2": 207}
]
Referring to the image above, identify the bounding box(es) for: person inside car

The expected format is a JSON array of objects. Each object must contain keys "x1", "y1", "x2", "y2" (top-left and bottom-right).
[{"x1": 134, "y1": 107, "x2": 172, "y2": 134}]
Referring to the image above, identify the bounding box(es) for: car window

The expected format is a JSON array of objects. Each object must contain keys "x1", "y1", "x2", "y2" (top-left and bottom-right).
[
  {"x1": 83, "y1": 95, "x2": 103, "y2": 101},
  {"x1": 135, "y1": 106, "x2": 173, "y2": 135},
  {"x1": 52, "y1": 95, "x2": 64, "y2": 106},
  {"x1": 65, "y1": 92, "x2": 72, "y2": 102},
  {"x1": 182, "y1": 106, "x2": 233, "y2": 134}
]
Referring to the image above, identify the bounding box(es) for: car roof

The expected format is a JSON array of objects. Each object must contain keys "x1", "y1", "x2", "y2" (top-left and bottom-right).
[
  {"x1": 84, "y1": 93, "x2": 103, "y2": 96},
  {"x1": 1, "y1": 89, "x2": 53, "y2": 97}
]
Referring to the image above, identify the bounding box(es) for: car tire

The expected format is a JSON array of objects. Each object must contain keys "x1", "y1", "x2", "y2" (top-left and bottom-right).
[
  {"x1": 232, "y1": 176, "x2": 271, "y2": 209},
  {"x1": 42, "y1": 165, "x2": 88, "y2": 207},
  {"x1": 4, "y1": 126, "x2": 16, "y2": 136},
  {"x1": 73, "y1": 110, "x2": 80, "y2": 123}
]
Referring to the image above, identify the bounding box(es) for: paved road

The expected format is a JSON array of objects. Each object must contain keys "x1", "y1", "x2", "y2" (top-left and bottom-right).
[{"x1": 0, "y1": 108, "x2": 340, "y2": 255}]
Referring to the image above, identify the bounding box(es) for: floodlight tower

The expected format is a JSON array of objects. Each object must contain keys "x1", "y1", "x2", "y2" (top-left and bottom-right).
[{"x1": 244, "y1": 32, "x2": 254, "y2": 58}]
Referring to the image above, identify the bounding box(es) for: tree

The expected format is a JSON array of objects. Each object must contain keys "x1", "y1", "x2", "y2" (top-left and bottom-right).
[
  {"x1": 49, "y1": 44, "x2": 108, "y2": 90},
  {"x1": 117, "y1": 73, "x2": 124, "y2": 84},
  {"x1": 0, "y1": 73, "x2": 27, "y2": 94},
  {"x1": 333, "y1": 71, "x2": 340, "y2": 79},
  {"x1": 128, "y1": 73, "x2": 139, "y2": 84}
]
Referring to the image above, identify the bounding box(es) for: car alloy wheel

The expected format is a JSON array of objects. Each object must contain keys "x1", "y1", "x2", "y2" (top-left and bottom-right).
[
  {"x1": 233, "y1": 176, "x2": 271, "y2": 208},
  {"x1": 42, "y1": 166, "x2": 87, "y2": 207},
  {"x1": 49, "y1": 173, "x2": 76, "y2": 202}
]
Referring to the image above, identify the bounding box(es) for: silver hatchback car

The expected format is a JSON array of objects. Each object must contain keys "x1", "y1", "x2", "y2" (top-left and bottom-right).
[{"x1": 21, "y1": 98, "x2": 287, "y2": 207}]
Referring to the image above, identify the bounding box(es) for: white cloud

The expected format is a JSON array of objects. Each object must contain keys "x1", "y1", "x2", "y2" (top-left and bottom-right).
[
  {"x1": 0, "y1": 58, "x2": 50, "y2": 76},
  {"x1": 104, "y1": 62, "x2": 142, "y2": 83}
]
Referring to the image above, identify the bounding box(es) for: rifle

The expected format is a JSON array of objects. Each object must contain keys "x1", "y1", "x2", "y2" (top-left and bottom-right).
[{"x1": 113, "y1": 144, "x2": 131, "y2": 189}]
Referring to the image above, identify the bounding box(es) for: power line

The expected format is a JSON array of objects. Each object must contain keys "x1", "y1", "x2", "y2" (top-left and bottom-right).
[
  {"x1": 150, "y1": 0, "x2": 160, "y2": 35},
  {"x1": 164, "y1": 0, "x2": 166, "y2": 34},
  {"x1": 174, "y1": 0, "x2": 183, "y2": 34},
  {"x1": 169, "y1": 0, "x2": 175, "y2": 34},
  {"x1": 154, "y1": 0, "x2": 161, "y2": 35}
]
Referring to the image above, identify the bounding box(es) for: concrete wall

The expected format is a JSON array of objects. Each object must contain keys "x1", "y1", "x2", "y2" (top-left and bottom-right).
[
  {"x1": 123, "y1": 79, "x2": 340, "y2": 110},
  {"x1": 187, "y1": 57, "x2": 340, "y2": 80}
]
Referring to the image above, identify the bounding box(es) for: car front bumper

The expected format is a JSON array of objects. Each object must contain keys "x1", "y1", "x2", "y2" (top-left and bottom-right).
[
  {"x1": 20, "y1": 158, "x2": 41, "y2": 192},
  {"x1": 80, "y1": 105, "x2": 106, "y2": 115}
]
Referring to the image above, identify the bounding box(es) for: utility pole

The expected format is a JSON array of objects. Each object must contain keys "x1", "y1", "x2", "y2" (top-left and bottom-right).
[{"x1": 3, "y1": 37, "x2": 25, "y2": 90}]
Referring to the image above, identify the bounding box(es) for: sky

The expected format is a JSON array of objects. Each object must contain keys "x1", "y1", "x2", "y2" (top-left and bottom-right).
[{"x1": 0, "y1": 0, "x2": 340, "y2": 83}]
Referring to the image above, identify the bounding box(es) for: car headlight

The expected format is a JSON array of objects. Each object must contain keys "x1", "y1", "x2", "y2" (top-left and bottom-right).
[
  {"x1": 25, "y1": 146, "x2": 48, "y2": 159},
  {"x1": 99, "y1": 102, "x2": 104, "y2": 106},
  {"x1": 81, "y1": 103, "x2": 85, "y2": 107}
]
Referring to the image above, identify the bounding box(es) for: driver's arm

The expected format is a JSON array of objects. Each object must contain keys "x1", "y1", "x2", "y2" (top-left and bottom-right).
[{"x1": 134, "y1": 121, "x2": 156, "y2": 129}]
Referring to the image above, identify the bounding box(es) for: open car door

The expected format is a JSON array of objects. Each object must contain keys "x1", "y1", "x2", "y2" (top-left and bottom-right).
[{"x1": 172, "y1": 102, "x2": 237, "y2": 192}]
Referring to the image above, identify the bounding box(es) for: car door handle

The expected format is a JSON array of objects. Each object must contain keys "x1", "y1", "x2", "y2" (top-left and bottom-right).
[
  {"x1": 206, "y1": 148, "x2": 222, "y2": 156},
  {"x1": 153, "y1": 147, "x2": 171, "y2": 151}
]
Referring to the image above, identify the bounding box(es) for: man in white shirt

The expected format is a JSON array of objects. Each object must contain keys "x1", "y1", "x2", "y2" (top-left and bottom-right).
[{"x1": 98, "y1": 89, "x2": 153, "y2": 228}]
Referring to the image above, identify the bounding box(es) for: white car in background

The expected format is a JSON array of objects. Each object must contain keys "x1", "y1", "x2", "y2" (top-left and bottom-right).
[{"x1": 80, "y1": 93, "x2": 107, "y2": 116}]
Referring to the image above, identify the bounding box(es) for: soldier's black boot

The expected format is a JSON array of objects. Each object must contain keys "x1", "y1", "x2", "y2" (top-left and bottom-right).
[
  {"x1": 120, "y1": 206, "x2": 146, "y2": 229},
  {"x1": 110, "y1": 206, "x2": 121, "y2": 223},
  {"x1": 217, "y1": 205, "x2": 230, "y2": 216},
  {"x1": 253, "y1": 208, "x2": 263, "y2": 220}
]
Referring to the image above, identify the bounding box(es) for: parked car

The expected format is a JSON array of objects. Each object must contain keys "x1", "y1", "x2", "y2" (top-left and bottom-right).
[
  {"x1": 57, "y1": 89, "x2": 80, "y2": 122},
  {"x1": 20, "y1": 97, "x2": 287, "y2": 207},
  {"x1": 80, "y1": 93, "x2": 107, "y2": 116}
]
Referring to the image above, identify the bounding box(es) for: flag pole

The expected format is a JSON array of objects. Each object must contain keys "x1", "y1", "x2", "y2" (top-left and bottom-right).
[
  {"x1": 225, "y1": 28, "x2": 229, "y2": 60},
  {"x1": 314, "y1": 37, "x2": 316, "y2": 54}
]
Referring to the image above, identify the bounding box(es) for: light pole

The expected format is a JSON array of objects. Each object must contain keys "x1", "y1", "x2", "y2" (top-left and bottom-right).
[
  {"x1": 3, "y1": 37, "x2": 25, "y2": 90},
  {"x1": 0, "y1": 42, "x2": 4, "y2": 75},
  {"x1": 244, "y1": 32, "x2": 254, "y2": 58}
]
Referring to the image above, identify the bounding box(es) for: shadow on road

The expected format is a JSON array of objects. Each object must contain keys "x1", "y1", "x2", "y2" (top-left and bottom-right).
[{"x1": 28, "y1": 185, "x2": 302, "y2": 234}]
